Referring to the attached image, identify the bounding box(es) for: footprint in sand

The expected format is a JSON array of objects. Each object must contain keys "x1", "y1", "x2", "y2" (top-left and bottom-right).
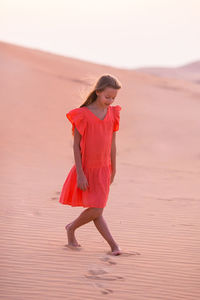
[
  {"x1": 88, "y1": 268, "x2": 108, "y2": 275},
  {"x1": 100, "y1": 256, "x2": 117, "y2": 265},
  {"x1": 85, "y1": 268, "x2": 124, "y2": 281},
  {"x1": 85, "y1": 261, "x2": 124, "y2": 294},
  {"x1": 101, "y1": 288, "x2": 114, "y2": 295},
  {"x1": 51, "y1": 191, "x2": 61, "y2": 200},
  {"x1": 93, "y1": 282, "x2": 114, "y2": 295}
]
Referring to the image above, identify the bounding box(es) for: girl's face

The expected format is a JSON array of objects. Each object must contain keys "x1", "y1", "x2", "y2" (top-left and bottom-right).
[{"x1": 96, "y1": 87, "x2": 118, "y2": 108}]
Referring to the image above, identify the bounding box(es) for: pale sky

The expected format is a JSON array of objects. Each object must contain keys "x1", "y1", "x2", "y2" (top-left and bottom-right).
[{"x1": 1, "y1": 0, "x2": 200, "y2": 69}]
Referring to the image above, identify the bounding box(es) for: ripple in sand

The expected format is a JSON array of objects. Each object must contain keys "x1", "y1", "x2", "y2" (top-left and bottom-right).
[
  {"x1": 157, "y1": 197, "x2": 199, "y2": 202},
  {"x1": 85, "y1": 274, "x2": 124, "y2": 281},
  {"x1": 106, "y1": 250, "x2": 141, "y2": 256}
]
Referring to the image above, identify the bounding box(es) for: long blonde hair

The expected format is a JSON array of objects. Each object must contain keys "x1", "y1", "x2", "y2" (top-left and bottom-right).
[{"x1": 79, "y1": 74, "x2": 122, "y2": 108}]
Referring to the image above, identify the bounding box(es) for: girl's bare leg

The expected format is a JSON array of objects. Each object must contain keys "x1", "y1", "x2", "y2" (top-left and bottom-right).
[
  {"x1": 66, "y1": 207, "x2": 103, "y2": 247},
  {"x1": 65, "y1": 223, "x2": 81, "y2": 247},
  {"x1": 93, "y1": 215, "x2": 121, "y2": 255}
]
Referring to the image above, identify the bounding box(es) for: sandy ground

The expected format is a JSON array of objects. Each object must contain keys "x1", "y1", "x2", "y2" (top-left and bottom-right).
[{"x1": 1, "y1": 41, "x2": 200, "y2": 299}]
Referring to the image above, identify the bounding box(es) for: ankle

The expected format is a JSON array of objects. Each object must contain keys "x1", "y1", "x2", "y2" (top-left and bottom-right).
[
  {"x1": 67, "y1": 223, "x2": 75, "y2": 232},
  {"x1": 111, "y1": 243, "x2": 119, "y2": 251}
]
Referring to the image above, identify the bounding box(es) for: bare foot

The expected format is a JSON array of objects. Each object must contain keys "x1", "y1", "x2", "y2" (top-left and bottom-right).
[
  {"x1": 65, "y1": 223, "x2": 81, "y2": 247},
  {"x1": 111, "y1": 245, "x2": 122, "y2": 256}
]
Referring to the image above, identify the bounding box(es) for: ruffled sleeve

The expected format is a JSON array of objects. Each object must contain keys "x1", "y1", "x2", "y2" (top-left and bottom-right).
[
  {"x1": 113, "y1": 105, "x2": 122, "y2": 132},
  {"x1": 66, "y1": 107, "x2": 86, "y2": 136}
]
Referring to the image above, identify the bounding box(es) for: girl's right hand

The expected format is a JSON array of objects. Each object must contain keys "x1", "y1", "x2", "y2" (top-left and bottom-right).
[{"x1": 77, "y1": 172, "x2": 89, "y2": 191}]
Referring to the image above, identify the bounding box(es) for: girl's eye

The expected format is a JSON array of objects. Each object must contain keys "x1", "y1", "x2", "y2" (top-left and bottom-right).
[{"x1": 106, "y1": 96, "x2": 115, "y2": 100}]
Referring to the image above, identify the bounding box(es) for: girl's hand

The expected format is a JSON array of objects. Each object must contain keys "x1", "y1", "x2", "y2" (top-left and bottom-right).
[
  {"x1": 77, "y1": 172, "x2": 89, "y2": 191},
  {"x1": 110, "y1": 170, "x2": 116, "y2": 185}
]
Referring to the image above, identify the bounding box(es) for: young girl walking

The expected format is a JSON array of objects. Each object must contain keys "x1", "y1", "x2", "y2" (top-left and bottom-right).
[{"x1": 59, "y1": 74, "x2": 122, "y2": 255}]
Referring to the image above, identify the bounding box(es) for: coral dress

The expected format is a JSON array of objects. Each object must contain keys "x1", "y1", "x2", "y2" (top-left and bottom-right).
[{"x1": 59, "y1": 104, "x2": 122, "y2": 208}]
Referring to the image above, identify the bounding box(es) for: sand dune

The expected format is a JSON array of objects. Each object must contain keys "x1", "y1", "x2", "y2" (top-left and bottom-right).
[
  {"x1": 1, "y1": 41, "x2": 200, "y2": 299},
  {"x1": 135, "y1": 60, "x2": 200, "y2": 83}
]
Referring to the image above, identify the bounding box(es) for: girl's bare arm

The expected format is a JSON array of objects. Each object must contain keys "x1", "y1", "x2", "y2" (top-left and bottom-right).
[
  {"x1": 111, "y1": 131, "x2": 116, "y2": 174},
  {"x1": 73, "y1": 127, "x2": 84, "y2": 176},
  {"x1": 73, "y1": 127, "x2": 88, "y2": 190}
]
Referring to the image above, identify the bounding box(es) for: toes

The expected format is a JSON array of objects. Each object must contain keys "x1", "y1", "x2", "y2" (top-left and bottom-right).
[
  {"x1": 111, "y1": 248, "x2": 122, "y2": 256},
  {"x1": 111, "y1": 251, "x2": 121, "y2": 256}
]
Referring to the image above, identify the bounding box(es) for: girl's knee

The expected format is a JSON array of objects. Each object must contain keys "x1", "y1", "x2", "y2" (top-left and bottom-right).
[{"x1": 92, "y1": 207, "x2": 103, "y2": 218}]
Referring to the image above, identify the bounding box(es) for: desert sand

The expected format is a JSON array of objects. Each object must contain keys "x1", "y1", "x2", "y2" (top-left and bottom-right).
[{"x1": 1, "y1": 41, "x2": 200, "y2": 299}]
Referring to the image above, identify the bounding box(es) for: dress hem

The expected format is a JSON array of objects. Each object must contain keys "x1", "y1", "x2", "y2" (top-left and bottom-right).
[{"x1": 59, "y1": 202, "x2": 106, "y2": 208}]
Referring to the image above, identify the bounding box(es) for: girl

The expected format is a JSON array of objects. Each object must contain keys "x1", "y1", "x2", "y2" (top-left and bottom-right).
[{"x1": 59, "y1": 74, "x2": 122, "y2": 255}]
